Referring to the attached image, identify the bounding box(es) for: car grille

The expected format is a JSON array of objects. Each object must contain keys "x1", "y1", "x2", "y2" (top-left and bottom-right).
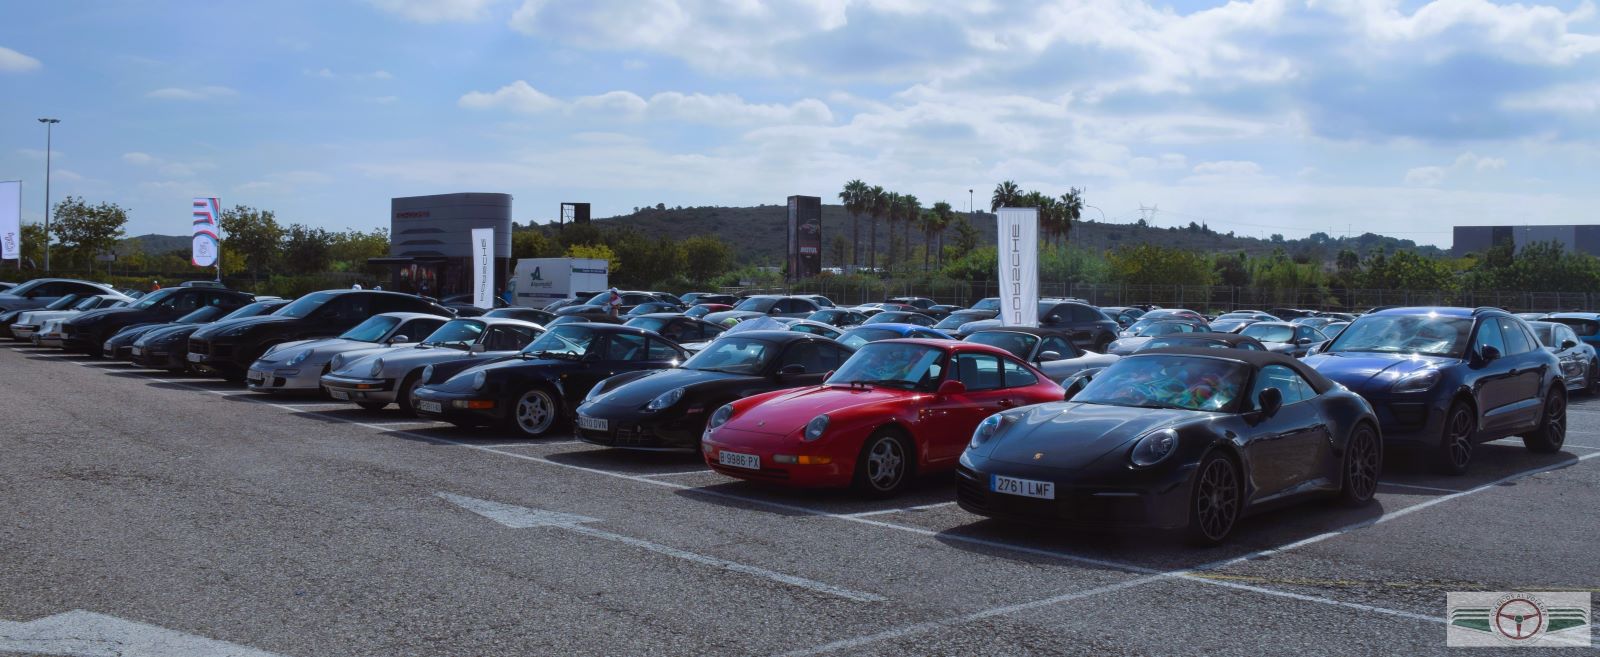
[
  {"x1": 189, "y1": 339, "x2": 232, "y2": 359},
  {"x1": 956, "y1": 465, "x2": 1147, "y2": 525},
  {"x1": 954, "y1": 466, "x2": 990, "y2": 513}
]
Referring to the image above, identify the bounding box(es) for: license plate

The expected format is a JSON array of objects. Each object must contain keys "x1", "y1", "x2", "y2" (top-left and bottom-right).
[
  {"x1": 991, "y1": 474, "x2": 1055, "y2": 499},
  {"x1": 187, "y1": 352, "x2": 205, "y2": 362},
  {"x1": 130, "y1": 347, "x2": 142, "y2": 356},
  {"x1": 330, "y1": 390, "x2": 350, "y2": 400},
  {"x1": 417, "y1": 400, "x2": 442, "y2": 414},
  {"x1": 718, "y1": 450, "x2": 760, "y2": 470},
  {"x1": 576, "y1": 415, "x2": 608, "y2": 432},
  {"x1": 247, "y1": 371, "x2": 266, "y2": 384}
]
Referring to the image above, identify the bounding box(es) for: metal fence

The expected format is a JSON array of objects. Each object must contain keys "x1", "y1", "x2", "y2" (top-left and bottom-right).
[{"x1": 727, "y1": 280, "x2": 1600, "y2": 313}]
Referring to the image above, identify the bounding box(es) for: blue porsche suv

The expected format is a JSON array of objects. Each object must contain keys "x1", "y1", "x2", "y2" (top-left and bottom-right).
[{"x1": 1303, "y1": 307, "x2": 1566, "y2": 475}]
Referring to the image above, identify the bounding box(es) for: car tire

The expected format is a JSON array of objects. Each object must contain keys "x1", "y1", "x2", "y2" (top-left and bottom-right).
[
  {"x1": 1093, "y1": 334, "x2": 1112, "y2": 354},
  {"x1": 509, "y1": 387, "x2": 560, "y2": 437},
  {"x1": 851, "y1": 430, "x2": 912, "y2": 498},
  {"x1": 1588, "y1": 360, "x2": 1600, "y2": 396},
  {"x1": 1337, "y1": 424, "x2": 1381, "y2": 507},
  {"x1": 395, "y1": 371, "x2": 422, "y2": 417},
  {"x1": 357, "y1": 401, "x2": 387, "y2": 411},
  {"x1": 1184, "y1": 451, "x2": 1241, "y2": 546},
  {"x1": 1435, "y1": 400, "x2": 1475, "y2": 476},
  {"x1": 1523, "y1": 387, "x2": 1566, "y2": 454}
]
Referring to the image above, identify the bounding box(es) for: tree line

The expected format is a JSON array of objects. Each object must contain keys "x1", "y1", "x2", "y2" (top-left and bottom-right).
[{"x1": 512, "y1": 222, "x2": 736, "y2": 288}]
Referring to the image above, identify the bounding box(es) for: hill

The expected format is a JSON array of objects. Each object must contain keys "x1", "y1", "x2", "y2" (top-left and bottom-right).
[
  {"x1": 587, "y1": 204, "x2": 1444, "y2": 266},
  {"x1": 116, "y1": 233, "x2": 191, "y2": 255}
]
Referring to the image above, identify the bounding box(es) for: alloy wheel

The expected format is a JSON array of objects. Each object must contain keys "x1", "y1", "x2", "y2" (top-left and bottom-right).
[
  {"x1": 515, "y1": 390, "x2": 556, "y2": 436},
  {"x1": 1347, "y1": 428, "x2": 1379, "y2": 502},
  {"x1": 865, "y1": 437, "x2": 905, "y2": 491},
  {"x1": 1446, "y1": 407, "x2": 1473, "y2": 470},
  {"x1": 1194, "y1": 458, "x2": 1239, "y2": 541}
]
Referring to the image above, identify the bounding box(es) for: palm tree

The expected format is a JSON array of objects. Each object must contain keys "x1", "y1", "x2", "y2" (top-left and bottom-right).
[
  {"x1": 839, "y1": 179, "x2": 867, "y2": 268},
  {"x1": 884, "y1": 192, "x2": 904, "y2": 271},
  {"x1": 931, "y1": 201, "x2": 954, "y2": 269},
  {"x1": 919, "y1": 208, "x2": 938, "y2": 271},
  {"x1": 899, "y1": 194, "x2": 920, "y2": 270},
  {"x1": 867, "y1": 185, "x2": 888, "y2": 273},
  {"x1": 991, "y1": 180, "x2": 1021, "y2": 212},
  {"x1": 1058, "y1": 188, "x2": 1084, "y2": 249}
]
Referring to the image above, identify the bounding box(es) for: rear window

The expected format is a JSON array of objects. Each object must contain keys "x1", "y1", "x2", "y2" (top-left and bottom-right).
[{"x1": 1550, "y1": 318, "x2": 1600, "y2": 337}]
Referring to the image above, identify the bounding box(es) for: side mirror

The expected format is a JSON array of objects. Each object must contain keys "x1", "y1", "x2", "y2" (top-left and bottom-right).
[
  {"x1": 777, "y1": 363, "x2": 806, "y2": 377},
  {"x1": 1061, "y1": 375, "x2": 1090, "y2": 401},
  {"x1": 390, "y1": 335, "x2": 409, "y2": 345},
  {"x1": 769, "y1": 308, "x2": 782, "y2": 314},
  {"x1": 1295, "y1": 337, "x2": 1312, "y2": 345},
  {"x1": 1047, "y1": 314, "x2": 1063, "y2": 325},
  {"x1": 469, "y1": 343, "x2": 486, "y2": 354},
  {"x1": 1037, "y1": 350, "x2": 1062, "y2": 362},
  {"x1": 1480, "y1": 344, "x2": 1501, "y2": 363},
  {"x1": 1256, "y1": 387, "x2": 1283, "y2": 419},
  {"x1": 1562, "y1": 339, "x2": 1578, "y2": 350},
  {"x1": 937, "y1": 379, "x2": 966, "y2": 396}
]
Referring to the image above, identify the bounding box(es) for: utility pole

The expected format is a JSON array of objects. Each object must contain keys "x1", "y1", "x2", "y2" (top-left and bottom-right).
[{"x1": 38, "y1": 118, "x2": 59, "y2": 272}]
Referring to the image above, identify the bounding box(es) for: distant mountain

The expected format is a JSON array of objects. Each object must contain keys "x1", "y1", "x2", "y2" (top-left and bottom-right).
[
  {"x1": 586, "y1": 204, "x2": 1445, "y2": 266},
  {"x1": 117, "y1": 233, "x2": 191, "y2": 255}
]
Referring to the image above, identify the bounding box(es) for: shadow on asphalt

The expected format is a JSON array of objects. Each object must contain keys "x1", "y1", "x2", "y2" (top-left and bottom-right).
[{"x1": 667, "y1": 472, "x2": 961, "y2": 518}]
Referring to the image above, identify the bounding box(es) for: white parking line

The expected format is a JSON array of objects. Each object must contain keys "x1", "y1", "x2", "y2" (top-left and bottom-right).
[
  {"x1": 1377, "y1": 481, "x2": 1464, "y2": 494},
  {"x1": 1566, "y1": 444, "x2": 1600, "y2": 451},
  {"x1": 638, "y1": 469, "x2": 713, "y2": 478},
  {"x1": 841, "y1": 502, "x2": 958, "y2": 518}
]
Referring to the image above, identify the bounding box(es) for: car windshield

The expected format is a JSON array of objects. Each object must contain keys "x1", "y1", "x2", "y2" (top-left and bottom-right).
[
  {"x1": 624, "y1": 305, "x2": 658, "y2": 317},
  {"x1": 1241, "y1": 323, "x2": 1294, "y2": 343},
  {"x1": 76, "y1": 297, "x2": 111, "y2": 310},
  {"x1": 734, "y1": 297, "x2": 778, "y2": 312},
  {"x1": 1141, "y1": 338, "x2": 1235, "y2": 351},
  {"x1": 685, "y1": 306, "x2": 713, "y2": 318},
  {"x1": 682, "y1": 337, "x2": 774, "y2": 374},
  {"x1": 1531, "y1": 323, "x2": 1555, "y2": 346},
  {"x1": 971, "y1": 298, "x2": 1000, "y2": 312},
  {"x1": 826, "y1": 342, "x2": 945, "y2": 390},
  {"x1": 224, "y1": 301, "x2": 280, "y2": 320},
  {"x1": 339, "y1": 315, "x2": 400, "y2": 342},
  {"x1": 1139, "y1": 322, "x2": 1194, "y2": 337},
  {"x1": 864, "y1": 313, "x2": 909, "y2": 325},
  {"x1": 276, "y1": 291, "x2": 335, "y2": 318},
  {"x1": 789, "y1": 323, "x2": 837, "y2": 337},
  {"x1": 423, "y1": 319, "x2": 485, "y2": 349},
  {"x1": 625, "y1": 317, "x2": 668, "y2": 332},
  {"x1": 1326, "y1": 314, "x2": 1474, "y2": 357},
  {"x1": 1074, "y1": 355, "x2": 1248, "y2": 412},
  {"x1": 40, "y1": 294, "x2": 81, "y2": 310},
  {"x1": 522, "y1": 325, "x2": 599, "y2": 358},
  {"x1": 935, "y1": 312, "x2": 983, "y2": 330},
  {"x1": 176, "y1": 306, "x2": 223, "y2": 323},
  {"x1": 132, "y1": 289, "x2": 176, "y2": 309},
  {"x1": 839, "y1": 327, "x2": 900, "y2": 349},
  {"x1": 1549, "y1": 318, "x2": 1600, "y2": 337},
  {"x1": 966, "y1": 332, "x2": 1038, "y2": 360}
]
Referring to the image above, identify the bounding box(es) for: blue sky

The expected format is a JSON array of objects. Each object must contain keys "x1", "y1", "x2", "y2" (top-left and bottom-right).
[{"x1": 2, "y1": 0, "x2": 1598, "y2": 248}]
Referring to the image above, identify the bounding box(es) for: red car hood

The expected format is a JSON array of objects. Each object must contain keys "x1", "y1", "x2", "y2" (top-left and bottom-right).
[{"x1": 725, "y1": 385, "x2": 917, "y2": 436}]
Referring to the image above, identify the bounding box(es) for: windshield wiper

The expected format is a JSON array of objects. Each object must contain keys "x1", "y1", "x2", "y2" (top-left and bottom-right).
[{"x1": 855, "y1": 379, "x2": 912, "y2": 389}]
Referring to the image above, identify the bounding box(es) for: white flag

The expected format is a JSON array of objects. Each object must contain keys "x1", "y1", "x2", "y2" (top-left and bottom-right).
[
  {"x1": 472, "y1": 227, "x2": 494, "y2": 309},
  {"x1": 996, "y1": 207, "x2": 1039, "y2": 327},
  {"x1": 0, "y1": 181, "x2": 19, "y2": 260},
  {"x1": 192, "y1": 197, "x2": 221, "y2": 267}
]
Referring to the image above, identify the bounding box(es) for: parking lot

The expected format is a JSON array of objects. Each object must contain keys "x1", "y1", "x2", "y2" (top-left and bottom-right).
[{"x1": 3, "y1": 343, "x2": 1598, "y2": 656}]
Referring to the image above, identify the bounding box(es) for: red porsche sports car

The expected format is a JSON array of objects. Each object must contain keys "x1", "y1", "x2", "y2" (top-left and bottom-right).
[{"x1": 701, "y1": 339, "x2": 1066, "y2": 496}]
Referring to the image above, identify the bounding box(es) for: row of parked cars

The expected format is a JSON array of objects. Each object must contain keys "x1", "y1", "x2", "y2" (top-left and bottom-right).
[{"x1": 5, "y1": 278, "x2": 1591, "y2": 544}]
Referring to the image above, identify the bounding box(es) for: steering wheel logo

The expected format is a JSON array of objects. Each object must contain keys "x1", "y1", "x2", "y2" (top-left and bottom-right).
[{"x1": 1493, "y1": 596, "x2": 1547, "y2": 642}]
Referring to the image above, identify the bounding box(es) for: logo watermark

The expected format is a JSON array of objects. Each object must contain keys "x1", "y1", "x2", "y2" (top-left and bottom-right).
[{"x1": 1448, "y1": 592, "x2": 1591, "y2": 647}]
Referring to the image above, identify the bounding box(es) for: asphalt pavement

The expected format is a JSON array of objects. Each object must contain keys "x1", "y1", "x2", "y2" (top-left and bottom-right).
[{"x1": 2, "y1": 344, "x2": 1597, "y2": 656}]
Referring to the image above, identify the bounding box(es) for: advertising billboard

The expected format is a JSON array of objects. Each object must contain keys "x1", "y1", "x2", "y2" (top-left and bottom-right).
[{"x1": 787, "y1": 195, "x2": 821, "y2": 280}]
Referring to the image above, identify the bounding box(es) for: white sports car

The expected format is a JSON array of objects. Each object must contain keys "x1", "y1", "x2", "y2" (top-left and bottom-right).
[{"x1": 245, "y1": 312, "x2": 452, "y2": 393}]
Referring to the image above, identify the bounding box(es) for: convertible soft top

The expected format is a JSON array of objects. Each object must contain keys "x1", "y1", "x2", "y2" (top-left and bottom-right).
[{"x1": 1132, "y1": 346, "x2": 1337, "y2": 394}]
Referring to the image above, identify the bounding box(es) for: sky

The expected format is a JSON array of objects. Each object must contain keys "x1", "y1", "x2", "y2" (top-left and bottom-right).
[{"x1": 2, "y1": 0, "x2": 1598, "y2": 248}]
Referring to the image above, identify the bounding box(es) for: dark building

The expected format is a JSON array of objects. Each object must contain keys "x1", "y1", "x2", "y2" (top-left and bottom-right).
[
  {"x1": 1453, "y1": 225, "x2": 1600, "y2": 257},
  {"x1": 368, "y1": 193, "x2": 512, "y2": 297},
  {"x1": 787, "y1": 195, "x2": 821, "y2": 281}
]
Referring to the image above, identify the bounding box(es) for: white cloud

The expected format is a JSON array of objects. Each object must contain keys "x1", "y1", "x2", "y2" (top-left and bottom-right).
[
  {"x1": 1404, "y1": 152, "x2": 1506, "y2": 186},
  {"x1": 120, "y1": 151, "x2": 214, "y2": 179},
  {"x1": 1404, "y1": 165, "x2": 1447, "y2": 186},
  {"x1": 305, "y1": 67, "x2": 336, "y2": 79},
  {"x1": 461, "y1": 82, "x2": 834, "y2": 124},
  {"x1": 366, "y1": 0, "x2": 500, "y2": 22},
  {"x1": 1191, "y1": 160, "x2": 1262, "y2": 177},
  {"x1": 145, "y1": 86, "x2": 238, "y2": 101},
  {"x1": 121, "y1": 152, "x2": 154, "y2": 165},
  {"x1": 1310, "y1": 0, "x2": 1600, "y2": 65},
  {"x1": 370, "y1": 69, "x2": 395, "y2": 80},
  {"x1": 1503, "y1": 82, "x2": 1600, "y2": 114},
  {"x1": 0, "y1": 45, "x2": 41, "y2": 72},
  {"x1": 52, "y1": 169, "x2": 84, "y2": 182},
  {"x1": 458, "y1": 80, "x2": 561, "y2": 113}
]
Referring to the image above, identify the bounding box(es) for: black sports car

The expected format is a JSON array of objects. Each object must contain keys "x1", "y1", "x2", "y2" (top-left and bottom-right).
[
  {"x1": 957, "y1": 348, "x2": 1382, "y2": 544},
  {"x1": 482, "y1": 307, "x2": 555, "y2": 326},
  {"x1": 412, "y1": 323, "x2": 688, "y2": 436},
  {"x1": 574, "y1": 331, "x2": 853, "y2": 450},
  {"x1": 623, "y1": 313, "x2": 726, "y2": 343},
  {"x1": 102, "y1": 304, "x2": 231, "y2": 359},
  {"x1": 128, "y1": 299, "x2": 289, "y2": 372},
  {"x1": 60, "y1": 286, "x2": 257, "y2": 355}
]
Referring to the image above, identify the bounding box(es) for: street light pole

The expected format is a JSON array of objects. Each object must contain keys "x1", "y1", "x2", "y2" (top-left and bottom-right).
[{"x1": 38, "y1": 118, "x2": 59, "y2": 272}]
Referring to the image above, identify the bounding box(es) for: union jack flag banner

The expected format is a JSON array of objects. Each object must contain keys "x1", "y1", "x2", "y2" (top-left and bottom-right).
[{"x1": 192, "y1": 197, "x2": 221, "y2": 267}]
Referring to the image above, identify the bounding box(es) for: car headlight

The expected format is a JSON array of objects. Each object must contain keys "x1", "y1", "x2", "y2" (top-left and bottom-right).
[
  {"x1": 421, "y1": 364, "x2": 435, "y2": 383},
  {"x1": 646, "y1": 387, "x2": 682, "y2": 411},
  {"x1": 803, "y1": 414, "x2": 829, "y2": 441},
  {"x1": 471, "y1": 371, "x2": 487, "y2": 390},
  {"x1": 708, "y1": 404, "x2": 734, "y2": 429},
  {"x1": 369, "y1": 358, "x2": 385, "y2": 377},
  {"x1": 1129, "y1": 428, "x2": 1179, "y2": 467},
  {"x1": 330, "y1": 354, "x2": 346, "y2": 371},
  {"x1": 1391, "y1": 369, "x2": 1440, "y2": 393},
  {"x1": 288, "y1": 349, "x2": 313, "y2": 366},
  {"x1": 970, "y1": 413, "x2": 1006, "y2": 448}
]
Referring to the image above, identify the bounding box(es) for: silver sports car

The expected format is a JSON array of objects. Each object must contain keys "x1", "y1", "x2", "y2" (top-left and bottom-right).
[
  {"x1": 246, "y1": 312, "x2": 451, "y2": 393},
  {"x1": 963, "y1": 328, "x2": 1120, "y2": 383},
  {"x1": 321, "y1": 316, "x2": 544, "y2": 413}
]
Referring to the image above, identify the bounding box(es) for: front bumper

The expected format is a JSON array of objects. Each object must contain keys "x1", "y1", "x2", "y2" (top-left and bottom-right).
[
  {"x1": 412, "y1": 387, "x2": 505, "y2": 426},
  {"x1": 954, "y1": 462, "x2": 1194, "y2": 530},
  {"x1": 573, "y1": 403, "x2": 705, "y2": 450},
  {"x1": 700, "y1": 428, "x2": 851, "y2": 487},
  {"x1": 130, "y1": 345, "x2": 185, "y2": 370},
  {"x1": 245, "y1": 362, "x2": 325, "y2": 392},
  {"x1": 10, "y1": 324, "x2": 37, "y2": 339},
  {"x1": 321, "y1": 375, "x2": 398, "y2": 403},
  {"x1": 1354, "y1": 390, "x2": 1447, "y2": 448}
]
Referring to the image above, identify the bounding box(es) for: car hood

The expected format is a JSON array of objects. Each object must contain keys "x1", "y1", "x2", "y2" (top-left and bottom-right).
[
  {"x1": 259, "y1": 338, "x2": 386, "y2": 364},
  {"x1": 1301, "y1": 352, "x2": 1454, "y2": 391},
  {"x1": 979, "y1": 402, "x2": 1209, "y2": 469},
  {"x1": 1107, "y1": 337, "x2": 1151, "y2": 355},
  {"x1": 64, "y1": 307, "x2": 131, "y2": 325},
  {"x1": 590, "y1": 368, "x2": 750, "y2": 408},
  {"x1": 724, "y1": 385, "x2": 915, "y2": 436},
  {"x1": 192, "y1": 315, "x2": 296, "y2": 339},
  {"x1": 19, "y1": 309, "x2": 81, "y2": 323},
  {"x1": 135, "y1": 324, "x2": 203, "y2": 346},
  {"x1": 336, "y1": 345, "x2": 500, "y2": 377}
]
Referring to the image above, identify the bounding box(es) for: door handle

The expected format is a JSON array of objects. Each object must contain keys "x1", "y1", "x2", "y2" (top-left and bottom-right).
[{"x1": 998, "y1": 399, "x2": 1018, "y2": 408}]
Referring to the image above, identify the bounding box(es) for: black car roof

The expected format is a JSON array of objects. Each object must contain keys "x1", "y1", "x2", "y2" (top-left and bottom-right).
[
  {"x1": 1131, "y1": 346, "x2": 1336, "y2": 394},
  {"x1": 1149, "y1": 332, "x2": 1264, "y2": 346},
  {"x1": 710, "y1": 329, "x2": 823, "y2": 345},
  {"x1": 968, "y1": 326, "x2": 1074, "y2": 338}
]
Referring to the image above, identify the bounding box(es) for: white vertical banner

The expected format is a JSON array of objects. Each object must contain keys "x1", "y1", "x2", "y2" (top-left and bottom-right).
[
  {"x1": 191, "y1": 197, "x2": 221, "y2": 267},
  {"x1": 471, "y1": 227, "x2": 494, "y2": 309},
  {"x1": 0, "y1": 180, "x2": 20, "y2": 260},
  {"x1": 996, "y1": 207, "x2": 1039, "y2": 327}
]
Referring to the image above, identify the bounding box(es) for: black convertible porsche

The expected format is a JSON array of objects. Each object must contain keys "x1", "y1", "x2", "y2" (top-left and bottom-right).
[
  {"x1": 957, "y1": 348, "x2": 1382, "y2": 545},
  {"x1": 574, "y1": 331, "x2": 854, "y2": 450}
]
